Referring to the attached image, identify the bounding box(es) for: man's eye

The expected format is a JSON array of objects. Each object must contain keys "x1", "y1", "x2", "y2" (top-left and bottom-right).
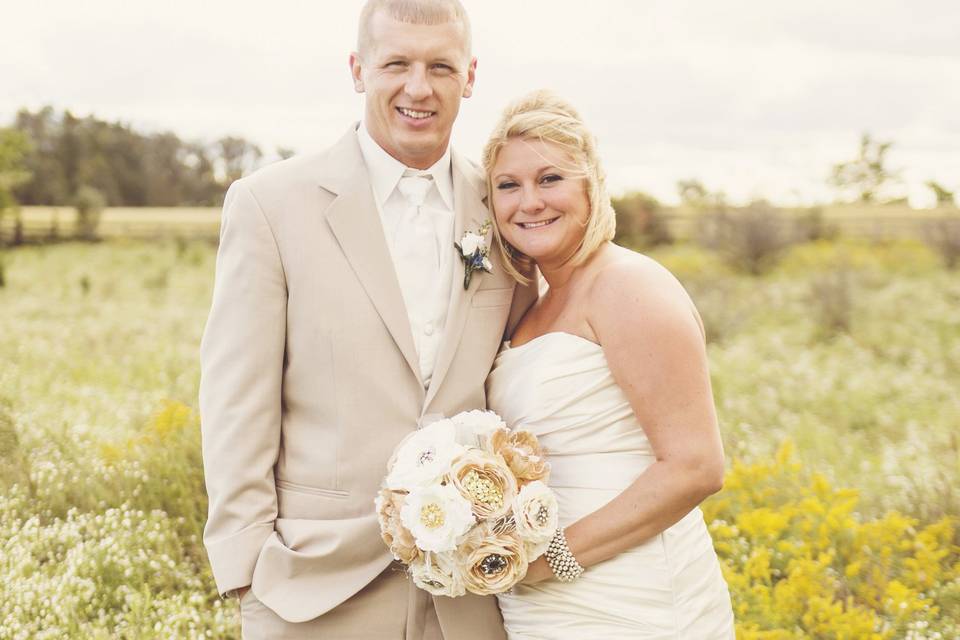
[
  {"x1": 496, "y1": 181, "x2": 519, "y2": 190},
  {"x1": 432, "y1": 64, "x2": 453, "y2": 72},
  {"x1": 385, "y1": 61, "x2": 407, "y2": 68}
]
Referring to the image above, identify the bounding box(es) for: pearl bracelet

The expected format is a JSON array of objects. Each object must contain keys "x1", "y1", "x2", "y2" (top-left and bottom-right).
[{"x1": 544, "y1": 527, "x2": 584, "y2": 582}]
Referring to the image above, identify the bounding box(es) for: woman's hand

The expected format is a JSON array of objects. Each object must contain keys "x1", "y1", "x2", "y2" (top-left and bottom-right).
[{"x1": 520, "y1": 556, "x2": 553, "y2": 585}]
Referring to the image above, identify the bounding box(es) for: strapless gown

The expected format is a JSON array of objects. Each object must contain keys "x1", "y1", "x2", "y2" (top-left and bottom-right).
[{"x1": 486, "y1": 332, "x2": 734, "y2": 639}]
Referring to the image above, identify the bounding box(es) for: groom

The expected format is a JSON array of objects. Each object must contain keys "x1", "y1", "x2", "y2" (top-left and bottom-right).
[{"x1": 199, "y1": 0, "x2": 533, "y2": 637}]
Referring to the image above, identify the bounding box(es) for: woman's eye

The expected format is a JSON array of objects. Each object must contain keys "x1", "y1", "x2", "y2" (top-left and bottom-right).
[
  {"x1": 496, "y1": 181, "x2": 519, "y2": 190},
  {"x1": 540, "y1": 174, "x2": 563, "y2": 184}
]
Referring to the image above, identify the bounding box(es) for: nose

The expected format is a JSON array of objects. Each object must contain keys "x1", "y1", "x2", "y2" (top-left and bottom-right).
[
  {"x1": 519, "y1": 186, "x2": 546, "y2": 215},
  {"x1": 404, "y1": 64, "x2": 433, "y2": 102}
]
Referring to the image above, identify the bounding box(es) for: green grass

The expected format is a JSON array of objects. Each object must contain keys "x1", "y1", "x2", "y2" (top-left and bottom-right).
[{"x1": 0, "y1": 238, "x2": 957, "y2": 638}]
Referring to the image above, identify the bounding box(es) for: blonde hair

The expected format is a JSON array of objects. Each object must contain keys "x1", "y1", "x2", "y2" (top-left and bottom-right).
[
  {"x1": 481, "y1": 90, "x2": 616, "y2": 284},
  {"x1": 357, "y1": 0, "x2": 471, "y2": 59}
]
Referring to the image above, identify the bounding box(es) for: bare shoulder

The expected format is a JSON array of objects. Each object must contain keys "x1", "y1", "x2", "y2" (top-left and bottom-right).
[{"x1": 587, "y1": 245, "x2": 703, "y2": 342}]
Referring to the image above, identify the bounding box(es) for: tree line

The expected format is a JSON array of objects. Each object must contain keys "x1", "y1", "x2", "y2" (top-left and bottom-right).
[{"x1": 7, "y1": 106, "x2": 280, "y2": 208}]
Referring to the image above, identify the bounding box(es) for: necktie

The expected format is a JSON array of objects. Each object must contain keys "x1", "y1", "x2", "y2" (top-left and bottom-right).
[{"x1": 393, "y1": 171, "x2": 441, "y2": 338}]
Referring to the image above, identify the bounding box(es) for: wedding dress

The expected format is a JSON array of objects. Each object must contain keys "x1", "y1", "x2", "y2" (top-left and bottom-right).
[{"x1": 487, "y1": 332, "x2": 735, "y2": 639}]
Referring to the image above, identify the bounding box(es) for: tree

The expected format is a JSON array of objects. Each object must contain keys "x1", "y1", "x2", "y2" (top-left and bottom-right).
[
  {"x1": 217, "y1": 136, "x2": 262, "y2": 184},
  {"x1": 276, "y1": 147, "x2": 296, "y2": 161},
  {"x1": 73, "y1": 185, "x2": 106, "y2": 240},
  {"x1": 0, "y1": 128, "x2": 33, "y2": 282},
  {"x1": 612, "y1": 191, "x2": 672, "y2": 247},
  {"x1": 677, "y1": 178, "x2": 726, "y2": 211},
  {"x1": 926, "y1": 181, "x2": 956, "y2": 207},
  {"x1": 829, "y1": 132, "x2": 899, "y2": 203},
  {"x1": 10, "y1": 106, "x2": 226, "y2": 207}
]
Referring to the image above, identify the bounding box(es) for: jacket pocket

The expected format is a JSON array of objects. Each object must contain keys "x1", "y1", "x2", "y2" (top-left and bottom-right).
[{"x1": 471, "y1": 287, "x2": 514, "y2": 308}]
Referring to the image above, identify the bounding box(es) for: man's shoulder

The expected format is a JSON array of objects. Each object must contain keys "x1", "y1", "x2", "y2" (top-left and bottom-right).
[
  {"x1": 241, "y1": 127, "x2": 360, "y2": 197},
  {"x1": 241, "y1": 150, "x2": 329, "y2": 191}
]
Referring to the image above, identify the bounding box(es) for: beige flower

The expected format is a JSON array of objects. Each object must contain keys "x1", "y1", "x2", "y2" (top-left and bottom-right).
[
  {"x1": 459, "y1": 523, "x2": 529, "y2": 595},
  {"x1": 490, "y1": 429, "x2": 550, "y2": 485},
  {"x1": 512, "y1": 480, "x2": 559, "y2": 560},
  {"x1": 375, "y1": 488, "x2": 421, "y2": 565},
  {"x1": 450, "y1": 449, "x2": 518, "y2": 520},
  {"x1": 410, "y1": 550, "x2": 466, "y2": 597}
]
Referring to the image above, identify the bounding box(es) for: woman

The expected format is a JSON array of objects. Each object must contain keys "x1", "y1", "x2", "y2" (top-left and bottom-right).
[{"x1": 483, "y1": 90, "x2": 735, "y2": 638}]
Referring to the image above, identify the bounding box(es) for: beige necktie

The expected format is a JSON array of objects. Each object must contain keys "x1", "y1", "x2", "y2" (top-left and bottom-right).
[{"x1": 394, "y1": 171, "x2": 440, "y2": 330}]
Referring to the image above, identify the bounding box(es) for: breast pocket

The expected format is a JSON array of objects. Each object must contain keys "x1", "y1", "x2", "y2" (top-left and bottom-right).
[{"x1": 471, "y1": 287, "x2": 514, "y2": 308}]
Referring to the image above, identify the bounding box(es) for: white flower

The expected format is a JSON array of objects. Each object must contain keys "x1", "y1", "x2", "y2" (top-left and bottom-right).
[
  {"x1": 386, "y1": 419, "x2": 466, "y2": 490},
  {"x1": 482, "y1": 256, "x2": 493, "y2": 272},
  {"x1": 449, "y1": 409, "x2": 508, "y2": 450},
  {"x1": 410, "y1": 551, "x2": 466, "y2": 597},
  {"x1": 401, "y1": 483, "x2": 475, "y2": 553},
  {"x1": 512, "y1": 480, "x2": 559, "y2": 559},
  {"x1": 450, "y1": 409, "x2": 506, "y2": 437},
  {"x1": 459, "y1": 232, "x2": 485, "y2": 256}
]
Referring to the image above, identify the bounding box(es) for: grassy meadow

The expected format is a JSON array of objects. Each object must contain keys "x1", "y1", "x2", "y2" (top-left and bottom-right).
[{"x1": 0, "y1": 231, "x2": 958, "y2": 638}]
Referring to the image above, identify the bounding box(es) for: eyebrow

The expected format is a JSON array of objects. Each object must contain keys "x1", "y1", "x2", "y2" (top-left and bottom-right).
[
  {"x1": 494, "y1": 165, "x2": 558, "y2": 180},
  {"x1": 378, "y1": 51, "x2": 463, "y2": 67}
]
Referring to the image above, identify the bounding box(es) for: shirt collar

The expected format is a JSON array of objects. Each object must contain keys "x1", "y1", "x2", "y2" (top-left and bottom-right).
[{"x1": 357, "y1": 121, "x2": 454, "y2": 210}]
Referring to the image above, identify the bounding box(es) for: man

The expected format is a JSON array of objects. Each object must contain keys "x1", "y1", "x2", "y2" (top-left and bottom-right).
[{"x1": 199, "y1": 0, "x2": 533, "y2": 637}]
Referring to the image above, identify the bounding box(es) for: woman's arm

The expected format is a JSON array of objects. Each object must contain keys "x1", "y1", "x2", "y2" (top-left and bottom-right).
[{"x1": 524, "y1": 255, "x2": 725, "y2": 583}]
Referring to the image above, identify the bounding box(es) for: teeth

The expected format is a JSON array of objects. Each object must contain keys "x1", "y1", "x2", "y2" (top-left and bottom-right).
[
  {"x1": 520, "y1": 219, "x2": 555, "y2": 229},
  {"x1": 399, "y1": 107, "x2": 433, "y2": 119}
]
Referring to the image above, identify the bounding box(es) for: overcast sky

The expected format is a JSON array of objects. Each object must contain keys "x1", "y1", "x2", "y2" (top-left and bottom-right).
[{"x1": 2, "y1": 0, "x2": 958, "y2": 205}]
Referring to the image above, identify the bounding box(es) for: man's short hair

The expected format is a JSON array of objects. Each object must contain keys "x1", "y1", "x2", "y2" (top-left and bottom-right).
[{"x1": 357, "y1": 0, "x2": 472, "y2": 59}]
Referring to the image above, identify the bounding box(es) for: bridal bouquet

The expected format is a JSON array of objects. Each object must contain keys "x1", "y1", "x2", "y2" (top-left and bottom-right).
[{"x1": 375, "y1": 410, "x2": 558, "y2": 596}]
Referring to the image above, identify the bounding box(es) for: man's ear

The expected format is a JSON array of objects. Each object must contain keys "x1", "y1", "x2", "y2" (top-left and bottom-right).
[
  {"x1": 349, "y1": 52, "x2": 364, "y2": 93},
  {"x1": 462, "y1": 56, "x2": 478, "y2": 98}
]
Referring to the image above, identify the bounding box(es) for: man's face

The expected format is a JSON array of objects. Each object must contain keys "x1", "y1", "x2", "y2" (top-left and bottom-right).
[{"x1": 350, "y1": 11, "x2": 476, "y2": 169}]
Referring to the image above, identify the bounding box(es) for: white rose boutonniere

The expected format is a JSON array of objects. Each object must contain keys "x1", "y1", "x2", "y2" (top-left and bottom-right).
[{"x1": 455, "y1": 220, "x2": 493, "y2": 289}]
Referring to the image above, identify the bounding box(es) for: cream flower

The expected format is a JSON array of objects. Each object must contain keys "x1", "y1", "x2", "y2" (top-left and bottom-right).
[
  {"x1": 374, "y1": 488, "x2": 421, "y2": 564},
  {"x1": 449, "y1": 410, "x2": 508, "y2": 448},
  {"x1": 386, "y1": 419, "x2": 466, "y2": 490},
  {"x1": 511, "y1": 480, "x2": 559, "y2": 560},
  {"x1": 459, "y1": 523, "x2": 529, "y2": 595},
  {"x1": 400, "y1": 482, "x2": 475, "y2": 553},
  {"x1": 410, "y1": 550, "x2": 466, "y2": 597},
  {"x1": 490, "y1": 429, "x2": 550, "y2": 485},
  {"x1": 450, "y1": 449, "x2": 518, "y2": 520},
  {"x1": 459, "y1": 232, "x2": 484, "y2": 256}
]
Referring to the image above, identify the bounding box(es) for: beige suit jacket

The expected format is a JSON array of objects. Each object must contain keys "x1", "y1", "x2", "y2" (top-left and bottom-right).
[{"x1": 199, "y1": 125, "x2": 535, "y2": 628}]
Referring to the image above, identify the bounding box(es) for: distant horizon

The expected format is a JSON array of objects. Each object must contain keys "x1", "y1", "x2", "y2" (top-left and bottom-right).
[{"x1": 3, "y1": 0, "x2": 958, "y2": 207}]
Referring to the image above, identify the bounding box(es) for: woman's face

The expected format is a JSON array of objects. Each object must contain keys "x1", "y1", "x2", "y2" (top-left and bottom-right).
[{"x1": 489, "y1": 137, "x2": 590, "y2": 269}]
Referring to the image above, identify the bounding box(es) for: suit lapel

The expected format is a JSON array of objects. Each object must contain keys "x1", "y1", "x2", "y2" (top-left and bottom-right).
[
  {"x1": 320, "y1": 127, "x2": 424, "y2": 389},
  {"x1": 423, "y1": 152, "x2": 491, "y2": 411}
]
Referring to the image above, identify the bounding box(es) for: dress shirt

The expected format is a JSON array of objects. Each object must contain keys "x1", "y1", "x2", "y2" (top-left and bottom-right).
[{"x1": 357, "y1": 123, "x2": 455, "y2": 388}]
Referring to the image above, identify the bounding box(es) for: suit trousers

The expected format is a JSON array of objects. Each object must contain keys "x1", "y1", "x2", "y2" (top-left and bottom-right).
[{"x1": 239, "y1": 563, "x2": 443, "y2": 639}]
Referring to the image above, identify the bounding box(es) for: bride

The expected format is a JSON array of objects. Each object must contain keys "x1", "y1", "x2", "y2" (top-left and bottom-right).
[{"x1": 483, "y1": 91, "x2": 735, "y2": 638}]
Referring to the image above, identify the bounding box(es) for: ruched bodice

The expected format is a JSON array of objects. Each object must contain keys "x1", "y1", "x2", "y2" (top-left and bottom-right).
[
  {"x1": 486, "y1": 332, "x2": 734, "y2": 639},
  {"x1": 489, "y1": 332, "x2": 652, "y2": 456},
  {"x1": 488, "y1": 332, "x2": 656, "y2": 498}
]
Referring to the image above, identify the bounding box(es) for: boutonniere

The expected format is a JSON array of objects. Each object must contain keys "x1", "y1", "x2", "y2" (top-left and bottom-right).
[{"x1": 454, "y1": 221, "x2": 493, "y2": 290}]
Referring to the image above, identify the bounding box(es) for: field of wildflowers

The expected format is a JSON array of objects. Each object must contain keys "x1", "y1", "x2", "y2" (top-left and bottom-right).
[{"x1": 0, "y1": 238, "x2": 957, "y2": 638}]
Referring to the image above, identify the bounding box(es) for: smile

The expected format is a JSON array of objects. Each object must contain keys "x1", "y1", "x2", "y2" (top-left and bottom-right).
[
  {"x1": 518, "y1": 218, "x2": 559, "y2": 230},
  {"x1": 397, "y1": 107, "x2": 435, "y2": 120}
]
